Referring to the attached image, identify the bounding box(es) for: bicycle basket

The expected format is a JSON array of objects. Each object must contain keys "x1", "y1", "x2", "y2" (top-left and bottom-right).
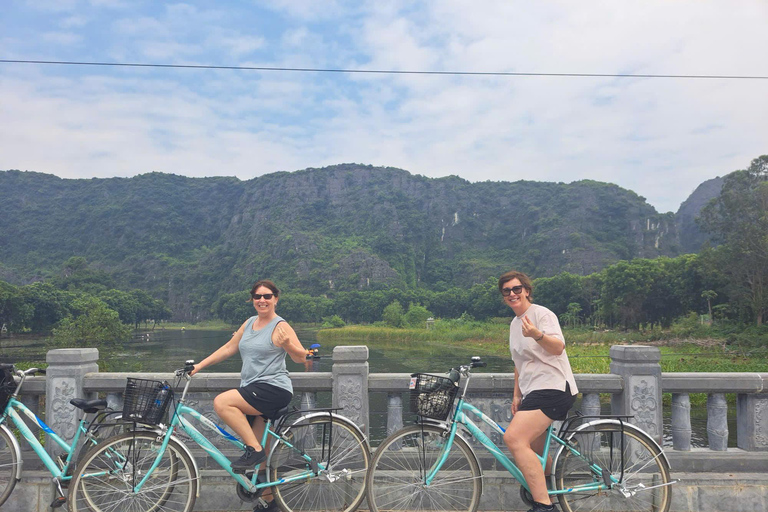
[
  {"x1": 122, "y1": 378, "x2": 173, "y2": 425},
  {"x1": 0, "y1": 366, "x2": 15, "y2": 411},
  {"x1": 409, "y1": 373, "x2": 459, "y2": 420}
]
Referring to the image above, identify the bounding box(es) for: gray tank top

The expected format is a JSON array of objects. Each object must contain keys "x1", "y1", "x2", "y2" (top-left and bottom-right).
[{"x1": 238, "y1": 315, "x2": 292, "y2": 393}]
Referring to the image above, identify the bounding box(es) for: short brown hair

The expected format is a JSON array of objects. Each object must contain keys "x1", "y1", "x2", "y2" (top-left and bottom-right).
[
  {"x1": 498, "y1": 270, "x2": 533, "y2": 301},
  {"x1": 250, "y1": 279, "x2": 280, "y2": 297}
]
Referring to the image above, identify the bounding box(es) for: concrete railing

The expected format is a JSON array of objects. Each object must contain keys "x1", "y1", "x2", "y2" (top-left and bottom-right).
[{"x1": 7, "y1": 345, "x2": 768, "y2": 511}]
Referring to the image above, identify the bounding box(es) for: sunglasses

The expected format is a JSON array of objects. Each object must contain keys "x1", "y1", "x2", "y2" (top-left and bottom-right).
[
  {"x1": 251, "y1": 293, "x2": 275, "y2": 300},
  {"x1": 501, "y1": 285, "x2": 525, "y2": 296}
]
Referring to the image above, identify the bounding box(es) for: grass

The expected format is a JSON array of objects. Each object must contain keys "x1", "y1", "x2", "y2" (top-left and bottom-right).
[
  {"x1": 152, "y1": 320, "x2": 237, "y2": 331},
  {"x1": 318, "y1": 319, "x2": 768, "y2": 374}
]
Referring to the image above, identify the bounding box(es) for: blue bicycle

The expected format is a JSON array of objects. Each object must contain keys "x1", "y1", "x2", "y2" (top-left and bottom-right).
[
  {"x1": 0, "y1": 363, "x2": 120, "y2": 508},
  {"x1": 67, "y1": 356, "x2": 371, "y2": 512},
  {"x1": 365, "y1": 357, "x2": 673, "y2": 512}
]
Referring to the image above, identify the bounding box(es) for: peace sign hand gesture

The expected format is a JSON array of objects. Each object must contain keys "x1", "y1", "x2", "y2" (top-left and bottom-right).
[{"x1": 521, "y1": 315, "x2": 543, "y2": 341}]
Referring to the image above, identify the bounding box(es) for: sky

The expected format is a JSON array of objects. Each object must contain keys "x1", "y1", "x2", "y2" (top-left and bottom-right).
[{"x1": 1, "y1": 1, "x2": 767, "y2": 213}]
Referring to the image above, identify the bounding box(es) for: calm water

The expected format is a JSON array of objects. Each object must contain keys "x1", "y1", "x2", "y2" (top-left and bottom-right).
[
  {"x1": 0, "y1": 328, "x2": 512, "y2": 373},
  {"x1": 0, "y1": 328, "x2": 734, "y2": 447}
]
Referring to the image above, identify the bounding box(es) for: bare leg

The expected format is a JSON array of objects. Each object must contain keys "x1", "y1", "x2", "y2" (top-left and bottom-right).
[
  {"x1": 503, "y1": 409, "x2": 554, "y2": 505},
  {"x1": 213, "y1": 389, "x2": 263, "y2": 449},
  {"x1": 251, "y1": 416, "x2": 274, "y2": 501},
  {"x1": 530, "y1": 430, "x2": 553, "y2": 477}
]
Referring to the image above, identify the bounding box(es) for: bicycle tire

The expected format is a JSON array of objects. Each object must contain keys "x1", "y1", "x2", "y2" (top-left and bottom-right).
[
  {"x1": 67, "y1": 431, "x2": 197, "y2": 512},
  {"x1": 0, "y1": 425, "x2": 19, "y2": 506},
  {"x1": 554, "y1": 420, "x2": 672, "y2": 512},
  {"x1": 365, "y1": 424, "x2": 482, "y2": 512},
  {"x1": 270, "y1": 414, "x2": 370, "y2": 512}
]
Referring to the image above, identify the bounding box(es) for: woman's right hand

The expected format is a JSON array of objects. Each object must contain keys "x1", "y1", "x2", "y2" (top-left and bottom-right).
[{"x1": 511, "y1": 395, "x2": 522, "y2": 415}]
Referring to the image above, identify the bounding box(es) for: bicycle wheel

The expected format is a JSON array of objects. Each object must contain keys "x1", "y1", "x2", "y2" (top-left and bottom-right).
[
  {"x1": 270, "y1": 414, "x2": 370, "y2": 512},
  {"x1": 68, "y1": 431, "x2": 197, "y2": 512},
  {"x1": 0, "y1": 425, "x2": 19, "y2": 506},
  {"x1": 554, "y1": 421, "x2": 671, "y2": 512},
  {"x1": 366, "y1": 424, "x2": 482, "y2": 512}
]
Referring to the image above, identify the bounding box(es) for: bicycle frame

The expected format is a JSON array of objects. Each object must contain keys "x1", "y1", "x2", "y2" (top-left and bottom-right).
[
  {"x1": 132, "y1": 376, "x2": 330, "y2": 494},
  {"x1": 0, "y1": 396, "x2": 91, "y2": 481},
  {"x1": 425, "y1": 376, "x2": 613, "y2": 496}
]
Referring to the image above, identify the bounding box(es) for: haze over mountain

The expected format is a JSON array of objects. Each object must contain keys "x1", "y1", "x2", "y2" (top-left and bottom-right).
[{"x1": 0, "y1": 164, "x2": 723, "y2": 319}]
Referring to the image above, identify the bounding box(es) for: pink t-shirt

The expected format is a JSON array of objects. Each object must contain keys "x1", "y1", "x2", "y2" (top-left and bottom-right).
[{"x1": 509, "y1": 303, "x2": 578, "y2": 398}]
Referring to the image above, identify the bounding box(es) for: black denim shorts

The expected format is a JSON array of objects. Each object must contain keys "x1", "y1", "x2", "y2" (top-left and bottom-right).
[
  {"x1": 238, "y1": 381, "x2": 293, "y2": 420},
  {"x1": 518, "y1": 382, "x2": 576, "y2": 421}
]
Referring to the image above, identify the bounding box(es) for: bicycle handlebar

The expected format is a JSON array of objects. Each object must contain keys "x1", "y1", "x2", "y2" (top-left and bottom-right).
[{"x1": 16, "y1": 367, "x2": 44, "y2": 377}]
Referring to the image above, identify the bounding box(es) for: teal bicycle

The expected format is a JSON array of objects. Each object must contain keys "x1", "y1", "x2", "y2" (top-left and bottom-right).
[
  {"x1": 0, "y1": 363, "x2": 119, "y2": 508},
  {"x1": 67, "y1": 358, "x2": 371, "y2": 512},
  {"x1": 365, "y1": 357, "x2": 673, "y2": 512}
]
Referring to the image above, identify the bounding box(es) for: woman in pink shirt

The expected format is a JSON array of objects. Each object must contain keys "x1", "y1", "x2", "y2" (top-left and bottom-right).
[{"x1": 499, "y1": 270, "x2": 578, "y2": 512}]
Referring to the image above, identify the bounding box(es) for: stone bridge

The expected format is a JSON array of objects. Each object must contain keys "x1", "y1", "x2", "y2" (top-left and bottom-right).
[{"x1": 6, "y1": 345, "x2": 768, "y2": 512}]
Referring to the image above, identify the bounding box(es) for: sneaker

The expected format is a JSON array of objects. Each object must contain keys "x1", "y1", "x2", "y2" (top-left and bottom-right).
[{"x1": 231, "y1": 446, "x2": 266, "y2": 473}]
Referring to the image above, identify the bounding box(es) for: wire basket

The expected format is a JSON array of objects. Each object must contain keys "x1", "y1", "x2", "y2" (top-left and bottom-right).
[
  {"x1": 122, "y1": 378, "x2": 173, "y2": 425},
  {"x1": 409, "y1": 373, "x2": 459, "y2": 421}
]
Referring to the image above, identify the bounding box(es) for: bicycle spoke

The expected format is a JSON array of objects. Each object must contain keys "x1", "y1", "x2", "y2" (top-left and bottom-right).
[{"x1": 366, "y1": 424, "x2": 481, "y2": 512}]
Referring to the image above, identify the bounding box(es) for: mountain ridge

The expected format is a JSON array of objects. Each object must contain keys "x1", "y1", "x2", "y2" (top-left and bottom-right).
[{"x1": 0, "y1": 164, "x2": 719, "y2": 320}]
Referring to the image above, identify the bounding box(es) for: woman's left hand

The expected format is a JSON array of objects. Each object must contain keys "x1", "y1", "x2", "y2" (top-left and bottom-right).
[{"x1": 521, "y1": 316, "x2": 542, "y2": 340}]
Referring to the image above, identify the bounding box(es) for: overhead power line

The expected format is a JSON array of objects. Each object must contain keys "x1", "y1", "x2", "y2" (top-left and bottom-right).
[{"x1": 2, "y1": 58, "x2": 767, "y2": 80}]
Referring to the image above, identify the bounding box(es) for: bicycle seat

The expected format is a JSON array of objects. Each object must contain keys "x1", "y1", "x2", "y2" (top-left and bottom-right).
[{"x1": 70, "y1": 398, "x2": 108, "y2": 414}]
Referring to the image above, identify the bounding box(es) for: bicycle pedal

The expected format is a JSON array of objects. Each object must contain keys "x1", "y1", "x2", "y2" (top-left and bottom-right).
[
  {"x1": 50, "y1": 496, "x2": 66, "y2": 509},
  {"x1": 601, "y1": 467, "x2": 613, "y2": 488}
]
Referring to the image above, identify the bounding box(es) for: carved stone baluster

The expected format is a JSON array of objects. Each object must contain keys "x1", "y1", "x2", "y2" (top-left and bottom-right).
[
  {"x1": 707, "y1": 393, "x2": 728, "y2": 451},
  {"x1": 580, "y1": 392, "x2": 601, "y2": 452},
  {"x1": 106, "y1": 392, "x2": 123, "y2": 413},
  {"x1": 301, "y1": 391, "x2": 317, "y2": 411},
  {"x1": 671, "y1": 393, "x2": 692, "y2": 451},
  {"x1": 386, "y1": 393, "x2": 403, "y2": 436}
]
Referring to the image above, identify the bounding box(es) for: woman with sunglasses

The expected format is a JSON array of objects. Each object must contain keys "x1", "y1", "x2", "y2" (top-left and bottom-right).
[
  {"x1": 498, "y1": 270, "x2": 578, "y2": 512},
  {"x1": 190, "y1": 279, "x2": 310, "y2": 499}
]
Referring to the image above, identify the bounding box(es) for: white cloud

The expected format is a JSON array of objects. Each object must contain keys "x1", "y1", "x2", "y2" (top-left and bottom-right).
[{"x1": 2, "y1": 0, "x2": 767, "y2": 213}]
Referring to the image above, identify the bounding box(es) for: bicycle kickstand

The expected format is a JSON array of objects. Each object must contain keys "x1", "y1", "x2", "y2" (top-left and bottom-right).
[{"x1": 49, "y1": 478, "x2": 66, "y2": 509}]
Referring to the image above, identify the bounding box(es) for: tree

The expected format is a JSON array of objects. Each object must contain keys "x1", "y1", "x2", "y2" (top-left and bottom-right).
[
  {"x1": 404, "y1": 303, "x2": 433, "y2": 328},
  {"x1": 52, "y1": 296, "x2": 131, "y2": 345},
  {"x1": 701, "y1": 290, "x2": 717, "y2": 325},
  {"x1": 382, "y1": 301, "x2": 405, "y2": 328},
  {"x1": 559, "y1": 302, "x2": 583, "y2": 328},
  {"x1": 700, "y1": 156, "x2": 768, "y2": 325},
  {"x1": 20, "y1": 282, "x2": 74, "y2": 332},
  {"x1": 0, "y1": 281, "x2": 33, "y2": 333}
]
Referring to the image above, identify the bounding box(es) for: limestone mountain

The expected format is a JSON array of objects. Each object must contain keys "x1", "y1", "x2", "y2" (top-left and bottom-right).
[{"x1": 0, "y1": 164, "x2": 716, "y2": 319}]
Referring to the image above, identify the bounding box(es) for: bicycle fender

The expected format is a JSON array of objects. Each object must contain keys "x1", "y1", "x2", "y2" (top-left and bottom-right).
[
  {"x1": 550, "y1": 419, "x2": 671, "y2": 480},
  {"x1": 288, "y1": 411, "x2": 369, "y2": 445},
  {"x1": 266, "y1": 411, "x2": 371, "y2": 468},
  {"x1": 0, "y1": 424, "x2": 22, "y2": 482},
  {"x1": 145, "y1": 428, "x2": 202, "y2": 498}
]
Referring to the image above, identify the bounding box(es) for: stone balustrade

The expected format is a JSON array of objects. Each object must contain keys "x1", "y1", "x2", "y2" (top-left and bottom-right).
[{"x1": 6, "y1": 344, "x2": 768, "y2": 511}]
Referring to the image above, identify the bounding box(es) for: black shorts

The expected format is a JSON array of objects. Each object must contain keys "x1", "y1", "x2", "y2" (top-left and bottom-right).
[
  {"x1": 238, "y1": 381, "x2": 293, "y2": 420},
  {"x1": 518, "y1": 382, "x2": 576, "y2": 421}
]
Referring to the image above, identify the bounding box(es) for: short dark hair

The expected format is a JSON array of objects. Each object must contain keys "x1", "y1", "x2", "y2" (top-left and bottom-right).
[
  {"x1": 498, "y1": 270, "x2": 533, "y2": 301},
  {"x1": 250, "y1": 280, "x2": 280, "y2": 297}
]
